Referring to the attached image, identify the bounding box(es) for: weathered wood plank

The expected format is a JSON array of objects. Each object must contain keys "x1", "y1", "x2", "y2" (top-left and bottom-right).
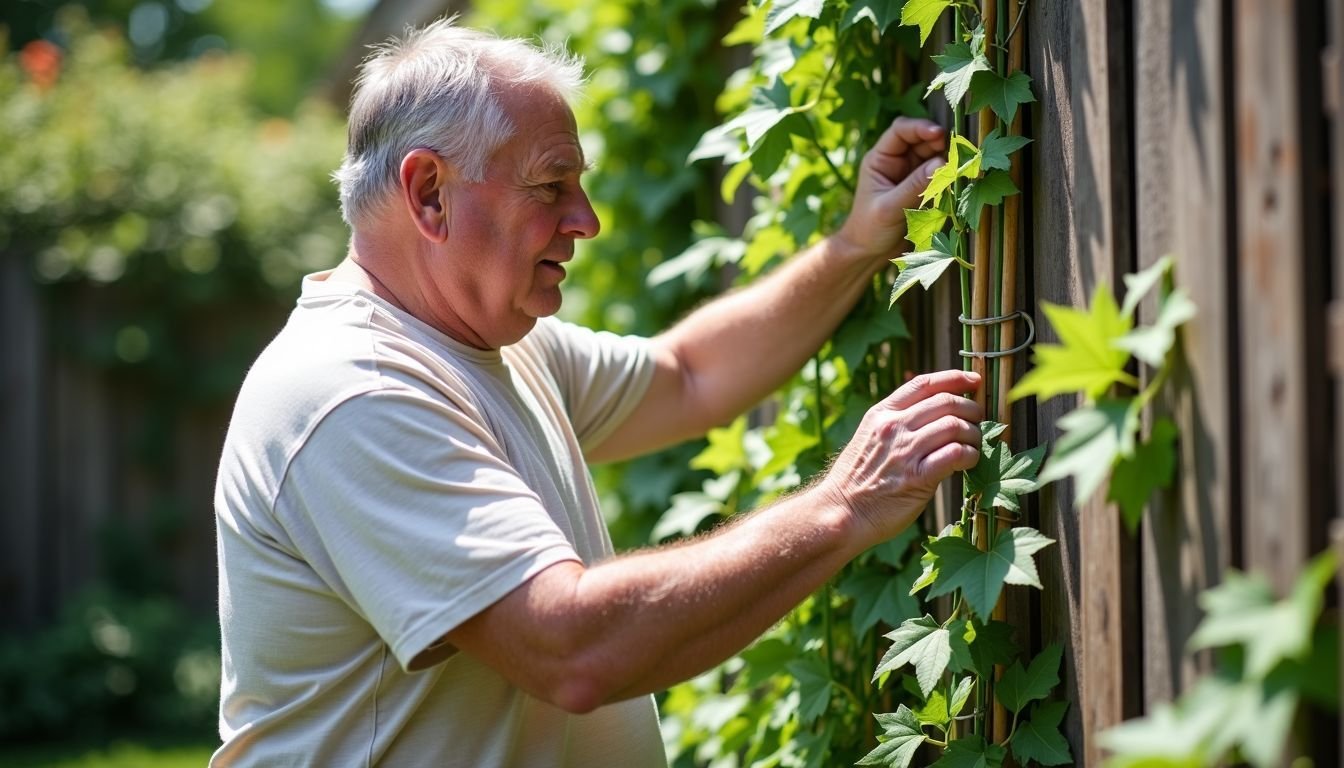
[
  {"x1": 1234, "y1": 0, "x2": 1311, "y2": 592},
  {"x1": 1132, "y1": 0, "x2": 1235, "y2": 708},
  {"x1": 1027, "y1": 0, "x2": 1135, "y2": 761},
  {"x1": 0, "y1": 255, "x2": 44, "y2": 629}
]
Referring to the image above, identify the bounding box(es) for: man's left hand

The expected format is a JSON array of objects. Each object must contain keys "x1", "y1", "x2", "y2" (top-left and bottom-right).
[{"x1": 833, "y1": 117, "x2": 947, "y2": 266}]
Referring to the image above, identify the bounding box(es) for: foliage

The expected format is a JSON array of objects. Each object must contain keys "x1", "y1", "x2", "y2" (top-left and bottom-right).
[
  {"x1": 1, "y1": 1, "x2": 364, "y2": 113},
  {"x1": 1100, "y1": 551, "x2": 1340, "y2": 767},
  {"x1": 1011, "y1": 256, "x2": 1195, "y2": 531},
  {"x1": 0, "y1": 584, "x2": 220, "y2": 743}
]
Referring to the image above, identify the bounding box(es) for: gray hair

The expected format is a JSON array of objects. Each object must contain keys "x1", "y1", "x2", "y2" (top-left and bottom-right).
[{"x1": 333, "y1": 19, "x2": 586, "y2": 228}]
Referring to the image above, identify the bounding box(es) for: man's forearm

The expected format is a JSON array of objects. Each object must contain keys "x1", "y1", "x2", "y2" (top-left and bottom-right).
[
  {"x1": 450, "y1": 484, "x2": 864, "y2": 713},
  {"x1": 658, "y1": 236, "x2": 877, "y2": 432}
]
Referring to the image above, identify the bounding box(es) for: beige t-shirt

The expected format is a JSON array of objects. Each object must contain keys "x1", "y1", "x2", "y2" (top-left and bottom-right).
[{"x1": 212, "y1": 272, "x2": 665, "y2": 767}]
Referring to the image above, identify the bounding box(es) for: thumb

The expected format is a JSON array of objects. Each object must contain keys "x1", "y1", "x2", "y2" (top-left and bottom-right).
[{"x1": 883, "y1": 157, "x2": 945, "y2": 210}]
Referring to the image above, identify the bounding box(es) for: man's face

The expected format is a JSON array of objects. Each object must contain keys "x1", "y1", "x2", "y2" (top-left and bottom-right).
[{"x1": 428, "y1": 86, "x2": 599, "y2": 349}]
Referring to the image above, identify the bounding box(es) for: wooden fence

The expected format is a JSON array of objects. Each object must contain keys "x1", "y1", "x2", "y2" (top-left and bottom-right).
[
  {"x1": 2, "y1": 0, "x2": 1341, "y2": 761},
  {"x1": 1017, "y1": 0, "x2": 1342, "y2": 761}
]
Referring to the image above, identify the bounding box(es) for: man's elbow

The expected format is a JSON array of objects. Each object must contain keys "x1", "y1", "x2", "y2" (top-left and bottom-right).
[{"x1": 540, "y1": 649, "x2": 625, "y2": 715}]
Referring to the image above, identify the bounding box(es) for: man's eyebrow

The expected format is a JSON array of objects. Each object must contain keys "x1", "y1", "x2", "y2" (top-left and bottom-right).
[{"x1": 539, "y1": 156, "x2": 593, "y2": 177}]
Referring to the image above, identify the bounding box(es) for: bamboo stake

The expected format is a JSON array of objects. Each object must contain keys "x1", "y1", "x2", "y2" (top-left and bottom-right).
[{"x1": 992, "y1": 0, "x2": 1025, "y2": 746}]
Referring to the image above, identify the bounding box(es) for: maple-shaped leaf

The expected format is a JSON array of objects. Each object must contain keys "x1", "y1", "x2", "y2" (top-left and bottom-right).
[
  {"x1": 965, "y1": 434, "x2": 1046, "y2": 512},
  {"x1": 927, "y1": 41, "x2": 992, "y2": 110},
  {"x1": 1011, "y1": 700, "x2": 1073, "y2": 765},
  {"x1": 926, "y1": 527, "x2": 1054, "y2": 619},
  {"x1": 961, "y1": 618, "x2": 1019, "y2": 678},
  {"x1": 890, "y1": 232, "x2": 970, "y2": 306},
  {"x1": 900, "y1": 0, "x2": 953, "y2": 46},
  {"x1": 949, "y1": 676, "x2": 977, "y2": 719},
  {"x1": 858, "y1": 706, "x2": 926, "y2": 767},
  {"x1": 764, "y1": 0, "x2": 824, "y2": 34},
  {"x1": 689, "y1": 415, "x2": 748, "y2": 474},
  {"x1": 838, "y1": 562, "x2": 921, "y2": 634},
  {"x1": 1114, "y1": 287, "x2": 1197, "y2": 366},
  {"x1": 919, "y1": 138, "x2": 966, "y2": 207},
  {"x1": 1037, "y1": 399, "x2": 1138, "y2": 507},
  {"x1": 842, "y1": 0, "x2": 905, "y2": 32},
  {"x1": 832, "y1": 295, "x2": 911, "y2": 368},
  {"x1": 1009, "y1": 284, "x2": 1138, "y2": 403},
  {"x1": 995, "y1": 644, "x2": 1063, "y2": 714},
  {"x1": 873, "y1": 615, "x2": 952, "y2": 696},
  {"x1": 957, "y1": 170, "x2": 1018, "y2": 230},
  {"x1": 1187, "y1": 551, "x2": 1338, "y2": 678},
  {"x1": 910, "y1": 523, "x2": 961, "y2": 595},
  {"x1": 931, "y1": 735, "x2": 1007, "y2": 768},
  {"x1": 913, "y1": 690, "x2": 949, "y2": 728},
  {"x1": 1119, "y1": 254, "x2": 1174, "y2": 317},
  {"x1": 978, "y1": 127, "x2": 1031, "y2": 172},
  {"x1": 1108, "y1": 418, "x2": 1178, "y2": 531},
  {"x1": 787, "y1": 656, "x2": 834, "y2": 724},
  {"x1": 904, "y1": 206, "x2": 949, "y2": 251},
  {"x1": 968, "y1": 69, "x2": 1036, "y2": 124}
]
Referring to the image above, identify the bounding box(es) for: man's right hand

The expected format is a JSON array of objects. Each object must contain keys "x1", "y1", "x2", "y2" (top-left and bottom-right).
[{"x1": 817, "y1": 369, "x2": 984, "y2": 545}]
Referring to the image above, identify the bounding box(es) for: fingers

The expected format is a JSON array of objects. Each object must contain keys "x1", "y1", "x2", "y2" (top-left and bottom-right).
[
  {"x1": 883, "y1": 370, "x2": 982, "y2": 411},
  {"x1": 870, "y1": 117, "x2": 947, "y2": 160},
  {"x1": 883, "y1": 156, "x2": 946, "y2": 210},
  {"x1": 901, "y1": 390, "x2": 983, "y2": 431},
  {"x1": 919, "y1": 440, "x2": 982, "y2": 479}
]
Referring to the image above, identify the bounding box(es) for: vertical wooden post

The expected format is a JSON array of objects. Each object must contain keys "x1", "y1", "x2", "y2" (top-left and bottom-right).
[
  {"x1": 1027, "y1": 0, "x2": 1134, "y2": 760},
  {"x1": 1234, "y1": 0, "x2": 1311, "y2": 592},
  {"x1": 1132, "y1": 0, "x2": 1235, "y2": 706}
]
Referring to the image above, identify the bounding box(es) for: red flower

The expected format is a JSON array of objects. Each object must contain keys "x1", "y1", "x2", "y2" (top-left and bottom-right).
[{"x1": 19, "y1": 40, "x2": 62, "y2": 90}]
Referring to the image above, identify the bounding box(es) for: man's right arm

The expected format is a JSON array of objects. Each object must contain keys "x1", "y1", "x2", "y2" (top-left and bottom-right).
[{"x1": 446, "y1": 369, "x2": 983, "y2": 713}]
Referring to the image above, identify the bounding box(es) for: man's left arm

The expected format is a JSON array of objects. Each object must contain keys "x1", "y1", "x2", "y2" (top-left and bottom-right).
[{"x1": 590, "y1": 118, "x2": 948, "y2": 462}]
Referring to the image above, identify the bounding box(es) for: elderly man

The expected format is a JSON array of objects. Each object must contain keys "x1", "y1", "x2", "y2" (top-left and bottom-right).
[{"x1": 213, "y1": 19, "x2": 980, "y2": 767}]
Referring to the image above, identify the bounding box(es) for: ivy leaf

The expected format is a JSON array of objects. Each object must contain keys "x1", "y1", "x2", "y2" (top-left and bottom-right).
[
  {"x1": 1009, "y1": 285, "x2": 1137, "y2": 403},
  {"x1": 858, "y1": 705, "x2": 926, "y2": 767},
  {"x1": 755, "y1": 419, "x2": 819, "y2": 480},
  {"x1": 1011, "y1": 701, "x2": 1073, "y2": 766},
  {"x1": 911, "y1": 523, "x2": 961, "y2": 595},
  {"x1": 873, "y1": 615, "x2": 952, "y2": 697},
  {"x1": 890, "y1": 232, "x2": 970, "y2": 305},
  {"x1": 978, "y1": 127, "x2": 1031, "y2": 172},
  {"x1": 838, "y1": 563, "x2": 920, "y2": 635},
  {"x1": 904, "y1": 206, "x2": 949, "y2": 251},
  {"x1": 956, "y1": 169, "x2": 1018, "y2": 230},
  {"x1": 965, "y1": 437, "x2": 1046, "y2": 512},
  {"x1": 913, "y1": 690, "x2": 949, "y2": 728},
  {"x1": 926, "y1": 527, "x2": 1054, "y2": 619},
  {"x1": 949, "y1": 676, "x2": 976, "y2": 719},
  {"x1": 1187, "y1": 551, "x2": 1338, "y2": 678},
  {"x1": 931, "y1": 735, "x2": 1007, "y2": 768},
  {"x1": 995, "y1": 644, "x2": 1063, "y2": 714},
  {"x1": 832, "y1": 296, "x2": 911, "y2": 369},
  {"x1": 900, "y1": 0, "x2": 953, "y2": 45},
  {"x1": 764, "y1": 0, "x2": 825, "y2": 34},
  {"x1": 842, "y1": 0, "x2": 905, "y2": 32},
  {"x1": 963, "y1": 618, "x2": 1019, "y2": 678},
  {"x1": 1108, "y1": 418, "x2": 1178, "y2": 531},
  {"x1": 787, "y1": 657, "x2": 834, "y2": 724},
  {"x1": 689, "y1": 415, "x2": 748, "y2": 474},
  {"x1": 1113, "y1": 287, "x2": 1197, "y2": 366},
  {"x1": 920, "y1": 137, "x2": 966, "y2": 206},
  {"x1": 968, "y1": 69, "x2": 1036, "y2": 124},
  {"x1": 927, "y1": 42, "x2": 992, "y2": 110},
  {"x1": 832, "y1": 75, "x2": 880, "y2": 126},
  {"x1": 650, "y1": 492, "x2": 722, "y2": 541},
  {"x1": 1037, "y1": 399, "x2": 1138, "y2": 507},
  {"x1": 1120, "y1": 254, "x2": 1175, "y2": 317}
]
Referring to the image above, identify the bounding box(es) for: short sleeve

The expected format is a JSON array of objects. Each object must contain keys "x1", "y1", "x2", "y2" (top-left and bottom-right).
[
  {"x1": 531, "y1": 318, "x2": 655, "y2": 454},
  {"x1": 274, "y1": 388, "x2": 581, "y2": 673}
]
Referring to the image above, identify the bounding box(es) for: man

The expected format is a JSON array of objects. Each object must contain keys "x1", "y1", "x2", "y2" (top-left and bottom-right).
[{"x1": 213, "y1": 19, "x2": 981, "y2": 767}]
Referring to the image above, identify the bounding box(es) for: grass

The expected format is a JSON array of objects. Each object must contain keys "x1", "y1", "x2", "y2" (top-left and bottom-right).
[{"x1": 0, "y1": 741, "x2": 216, "y2": 767}]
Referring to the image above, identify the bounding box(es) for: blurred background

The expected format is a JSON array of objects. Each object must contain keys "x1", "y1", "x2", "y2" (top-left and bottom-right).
[{"x1": 0, "y1": 0, "x2": 744, "y2": 763}]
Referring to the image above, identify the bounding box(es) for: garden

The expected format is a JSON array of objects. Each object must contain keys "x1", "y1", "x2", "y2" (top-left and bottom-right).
[{"x1": 1, "y1": 0, "x2": 1340, "y2": 765}]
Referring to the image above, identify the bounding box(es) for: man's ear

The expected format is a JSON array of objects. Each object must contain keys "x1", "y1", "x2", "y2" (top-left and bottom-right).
[{"x1": 398, "y1": 149, "x2": 453, "y2": 243}]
